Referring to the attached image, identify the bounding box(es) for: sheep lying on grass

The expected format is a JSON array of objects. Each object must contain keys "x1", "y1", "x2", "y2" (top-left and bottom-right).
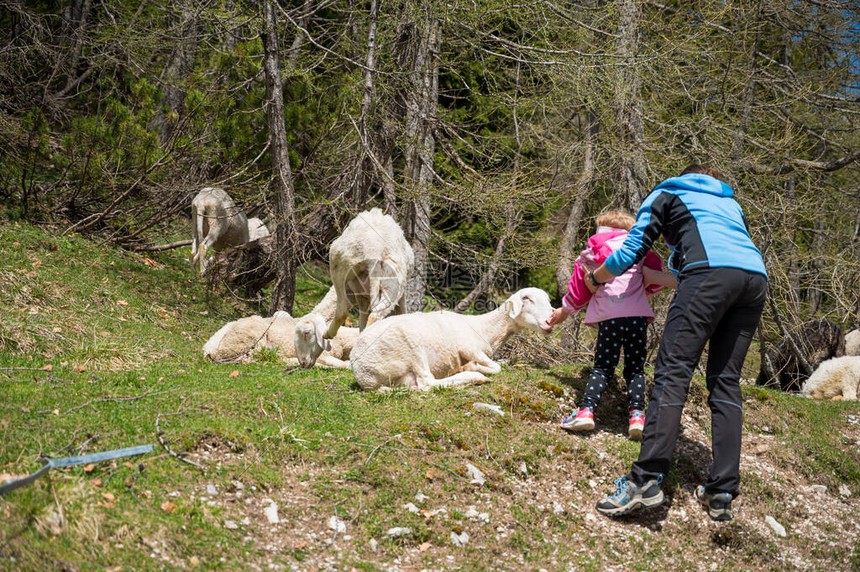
[
  {"x1": 756, "y1": 318, "x2": 845, "y2": 392},
  {"x1": 350, "y1": 288, "x2": 555, "y2": 391},
  {"x1": 203, "y1": 287, "x2": 358, "y2": 367},
  {"x1": 845, "y1": 329, "x2": 860, "y2": 357},
  {"x1": 801, "y1": 355, "x2": 860, "y2": 401}
]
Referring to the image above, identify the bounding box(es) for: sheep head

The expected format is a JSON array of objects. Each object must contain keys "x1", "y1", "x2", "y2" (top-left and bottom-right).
[
  {"x1": 294, "y1": 314, "x2": 332, "y2": 368},
  {"x1": 505, "y1": 288, "x2": 555, "y2": 335}
]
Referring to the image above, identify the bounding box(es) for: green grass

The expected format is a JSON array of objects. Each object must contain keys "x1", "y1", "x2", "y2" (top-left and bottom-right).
[{"x1": 1, "y1": 221, "x2": 859, "y2": 570}]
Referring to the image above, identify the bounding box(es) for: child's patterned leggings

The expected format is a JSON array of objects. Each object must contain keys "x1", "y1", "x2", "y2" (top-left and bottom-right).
[{"x1": 580, "y1": 316, "x2": 649, "y2": 412}]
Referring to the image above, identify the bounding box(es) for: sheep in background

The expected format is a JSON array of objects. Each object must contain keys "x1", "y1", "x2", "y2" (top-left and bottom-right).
[
  {"x1": 756, "y1": 318, "x2": 845, "y2": 392},
  {"x1": 247, "y1": 217, "x2": 270, "y2": 241},
  {"x1": 191, "y1": 187, "x2": 260, "y2": 273},
  {"x1": 845, "y1": 329, "x2": 860, "y2": 357},
  {"x1": 801, "y1": 356, "x2": 860, "y2": 401},
  {"x1": 350, "y1": 288, "x2": 555, "y2": 391},
  {"x1": 203, "y1": 286, "x2": 357, "y2": 367},
  {"x1": 294, "y1": 208, "x2": 414, "y2": 369}
]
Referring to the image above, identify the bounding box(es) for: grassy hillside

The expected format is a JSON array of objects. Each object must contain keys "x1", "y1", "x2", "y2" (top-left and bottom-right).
[{"x1": 1, "y1": 222, "x2": 859, "y2": 571}]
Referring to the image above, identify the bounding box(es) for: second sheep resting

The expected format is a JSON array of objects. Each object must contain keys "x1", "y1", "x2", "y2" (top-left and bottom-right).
[
  {"x1": 801, "y1": 355, "x2": 860, "y2": 401},
  {"x1": 203, "y1": 311, "x2": 358, "y2": 367},
  {"x1": 203, "y1": 286, "x2": 357, "y2": 368}
]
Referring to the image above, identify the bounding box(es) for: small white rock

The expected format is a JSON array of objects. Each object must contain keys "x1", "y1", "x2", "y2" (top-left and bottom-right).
[
  {"x1": 387, "y1": 527, "x2": 412, "y2": 538},
  {"x1": 369, "y1": 538, "x2": 378, "y2": 551},
  {"x1": 588, "y1": 480, "x2": 597, "y2": 488},
  {"x1": 466, "y1": 463, "x2": 486, "y2": 486},
  {"x1": 553, "y1": 502, "x2": 565, "y2": 515},
  {"x1": 206, "y1": 484, "x2": 217, "y2": 496},
  {"x1": 472, "y1": 402, "x2": 505, "y2": 416},
  {"x1": 328, "y1": 516, "x2": 347, "y2": 534},
  {"x1": 765, "y1": 516, "x2": 786, "y2": 537},
  {"x1": 809, "y1": 485, "x2": 827, "y2": 495},
  {"x1": 839, "y1": 485, "x2": 851, "y2": 498},
  {"x1": 451, "y1": 531, "x2": 469, "y2": 546},
  {"x1": 415, "y1": 492, "x2": 429, "y2": 503},
  {"x1": 519, "y1": 461, "x2": 528, "y2": 476},
  {"x1": 403, "y1": 503, "x2": 420, "y2": 514},
  {"x1": 264, "y1": 501, "x2": 280, "y2": 524},
  {"x1": 224, "y1": 520, "x2": 239, "y2": 530}
]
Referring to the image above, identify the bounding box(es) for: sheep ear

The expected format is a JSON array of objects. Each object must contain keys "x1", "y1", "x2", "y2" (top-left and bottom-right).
[
  {"x1": 507, "y1": 296, "x2": 523, "y2": 318},
  {"x1": 315, "y1": 325, "x2": 332, "y2": 352}
]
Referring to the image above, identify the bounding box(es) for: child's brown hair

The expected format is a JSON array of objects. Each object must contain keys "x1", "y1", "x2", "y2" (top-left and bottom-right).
[
  {"x1": 596, "y1": 209, "x2": 635, "y2": 231},
  {"x1": 680, "y1": 163, "x2": 724, "y2": 182}
]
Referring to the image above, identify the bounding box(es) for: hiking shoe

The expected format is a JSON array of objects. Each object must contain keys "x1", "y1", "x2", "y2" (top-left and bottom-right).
[
  {"x1": 628, "y1": 409, "x2": 645, "y2": 441},
  {"x1": 596, "y1": 476, "x2": 664, "y2": 517},
  {"x1": 560, "y1": 407, "x2": 595, "y2": 432},
  {"x1": 695, "y1": 485, "x2": 733, "y2": 521}
]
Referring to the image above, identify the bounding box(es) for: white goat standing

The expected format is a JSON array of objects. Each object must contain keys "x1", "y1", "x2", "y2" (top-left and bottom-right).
[
  {"x1": 294, "y1": 208, "x2": 414, "y2": 369},
  {"x1": 801, "y1": 355, "x2": 860, "y2": 401},
  {"x1": 349, "y1": 287, "x2": 555, "y2": 391},
  {"x1": 203, "y1": 286, "x2": 357, "y2": 368},
  {"x1": 190, "y1": 187, "x2": 254, "y2": 274}
]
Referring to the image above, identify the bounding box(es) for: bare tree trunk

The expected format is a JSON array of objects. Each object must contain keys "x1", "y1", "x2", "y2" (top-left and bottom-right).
[
  {"x1": 556, "y1": 112, "x2": 597, "y2": 299},
  {"x1": 263, "y1": 0, "x2": 298, "y2": 314},
  {"x1": 730, "y1": 7, "x2": 763, "y2": 162},
  {"x1": 156, "y1": 6, "x2": 199, "y2": 144},
  {"x1": 348, "y1": 0, "x2": 380, "y2": 210},
  {"x1": 455, "y1": 61, "x2": 526, "y2": 311},
  {"x1": 401, "y1": 9, "x2": 440, "y2": 312},
  {"x1": 615, "y1": 0, "x2": 647, "y2": 210}
]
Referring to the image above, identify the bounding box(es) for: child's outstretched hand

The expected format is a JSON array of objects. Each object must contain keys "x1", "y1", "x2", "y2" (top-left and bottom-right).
[{"x1": 546, "y1": 307, "x2": 571, "y2": 329}]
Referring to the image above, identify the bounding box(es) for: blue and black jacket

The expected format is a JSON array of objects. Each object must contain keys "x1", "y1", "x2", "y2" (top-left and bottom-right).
[{"x1": 605, "y1": 173, "x2": 767, "y2": 279}]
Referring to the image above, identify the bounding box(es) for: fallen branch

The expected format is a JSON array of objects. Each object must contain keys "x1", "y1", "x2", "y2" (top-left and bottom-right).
[
  {"x1": 129, "y1": 239, "x2": 193, "y2": 252},
  {"x1": 156, "y1": 412, "x2": 205, "y2": 469},
  {"x1": 363, "y1": 435, "x2": 401, "y2": 466}
]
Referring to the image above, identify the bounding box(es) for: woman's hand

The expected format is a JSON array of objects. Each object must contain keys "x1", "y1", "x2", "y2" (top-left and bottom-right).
[{"x1": 585, "y1": 264, "x2": 612, "y2": 293}]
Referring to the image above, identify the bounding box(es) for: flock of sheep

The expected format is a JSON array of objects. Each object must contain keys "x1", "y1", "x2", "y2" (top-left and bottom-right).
[
  {"x1": 190, "y1": 187, "x2": 860, "y2": 399},
  {"x1": 192, "y1": 189, "x2": 555, "y2": 391}
]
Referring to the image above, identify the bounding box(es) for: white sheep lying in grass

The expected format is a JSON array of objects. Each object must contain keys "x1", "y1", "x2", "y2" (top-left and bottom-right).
[
  {"x1": 295, "y1": 208, "x2": 414, "y2": 368},
  {"x1": 801, "y1": 355, "x2": 860, "y2": 401},
  {"x1": 845, "y1": 329, "x2": 860, "y2": 357},
  {"x1": 350, "y1": 287, "x2": 555, "y2": 391},
  {"x1": 203, "y1": 287, "x2": 357, "y2": 367}
]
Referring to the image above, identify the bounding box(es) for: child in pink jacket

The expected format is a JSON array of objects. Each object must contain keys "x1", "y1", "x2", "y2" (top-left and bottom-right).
[{"x1": 547, "y1": 210, "x2": 676, "y2": 439}]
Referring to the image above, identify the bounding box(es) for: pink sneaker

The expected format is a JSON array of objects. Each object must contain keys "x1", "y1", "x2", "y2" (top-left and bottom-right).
[
  {"x1": 561, "y1": 407, "x2": 595, "y2": 431},
  {"x1": 628, "y1": 409, "x2": 645, "y2": 440}
]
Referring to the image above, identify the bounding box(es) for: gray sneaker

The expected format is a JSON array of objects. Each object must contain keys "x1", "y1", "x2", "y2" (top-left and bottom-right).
[
  {"x1": 695, "y1": 485, "x2": 733, "y2": 521},
  {"x1": 596, "y1": 476, "x2": 665, "y2": 517}
]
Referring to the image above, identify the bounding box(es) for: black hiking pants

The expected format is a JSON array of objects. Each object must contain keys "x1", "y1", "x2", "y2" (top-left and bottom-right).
[{"x1": 629, "y1": 267, "x2": 767, "y2": 496}]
